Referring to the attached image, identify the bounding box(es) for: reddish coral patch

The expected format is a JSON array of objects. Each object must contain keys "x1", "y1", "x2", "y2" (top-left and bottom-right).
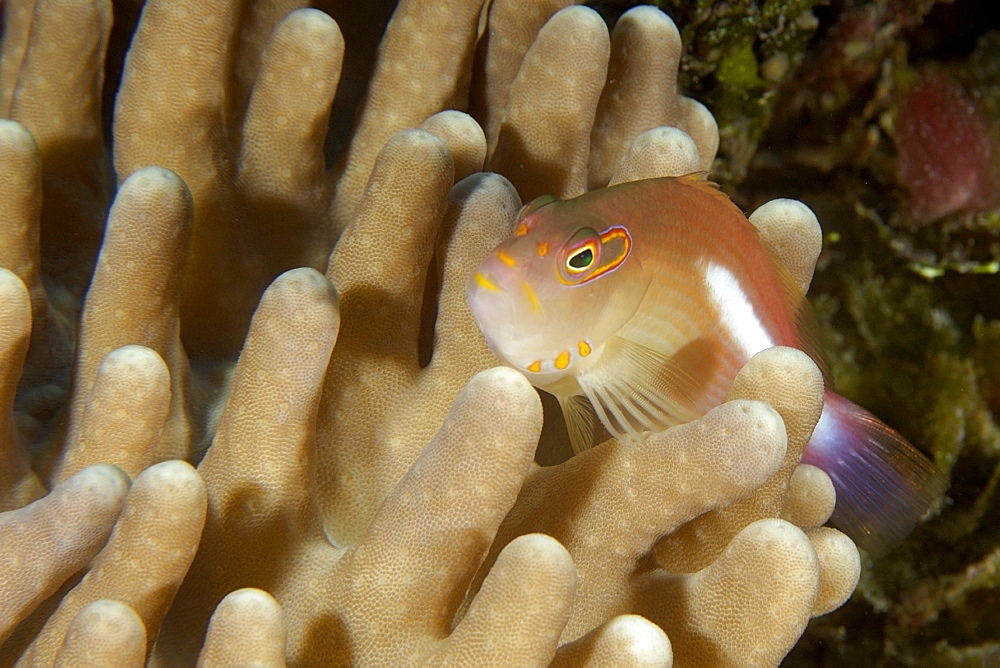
[{"x1": 895, "y1": 70, "x2": 997, "y2": 224}]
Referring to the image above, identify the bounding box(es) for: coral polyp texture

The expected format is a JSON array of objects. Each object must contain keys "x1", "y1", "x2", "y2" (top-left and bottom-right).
[{"x1": 1, "y1": 0, "x2": 991, "y2": 665}]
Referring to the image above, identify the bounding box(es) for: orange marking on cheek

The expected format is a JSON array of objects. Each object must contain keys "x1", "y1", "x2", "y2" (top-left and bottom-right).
[
  {"x1": 578, "y1": 340, "x2": 591, "y2": 357},
  {"x1": 497, "y1": 250, "x2": 516, "y2": 267},
  {"x1": 537, "y1": 241, "x2": 549, "y2": 257},
  {"x1": 554, "y1": 350, "x2": 570, "y2": 370},
  {"x1": 521, "y1": 280, "x2": 542, "y2": 314},
  {"x1": 527, "y1": 360, "x2": 542, "y2": 373},
  {"x1": 515, "y1": 221, "x2": 529, "y2": 237},
  {"x1": 473, "y1": 273, "x2": 499, "y2": 292}
]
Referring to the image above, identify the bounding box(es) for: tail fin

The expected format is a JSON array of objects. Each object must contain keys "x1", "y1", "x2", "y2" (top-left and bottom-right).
[{"x1": 802, "y1": 390, "x2": 948, "y2": 555}]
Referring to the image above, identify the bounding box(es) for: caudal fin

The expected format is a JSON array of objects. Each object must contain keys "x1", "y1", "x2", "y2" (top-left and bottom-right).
[{"x1": 802, "y1": 390, "x2": 948, "y2": 555}]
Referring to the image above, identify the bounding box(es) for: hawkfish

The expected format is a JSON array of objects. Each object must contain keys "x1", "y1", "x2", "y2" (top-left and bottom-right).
[{"x1": 467, "y1": 175, "x2": 946, "y2": 555}]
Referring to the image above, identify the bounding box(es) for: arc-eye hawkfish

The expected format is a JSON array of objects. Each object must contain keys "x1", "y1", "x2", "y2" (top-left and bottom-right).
[{"x1": 467, "y1": 175, "x2": 947, "y2": 555}]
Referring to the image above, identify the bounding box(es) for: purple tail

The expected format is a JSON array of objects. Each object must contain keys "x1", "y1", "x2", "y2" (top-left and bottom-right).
[{"x1": 801, "y1": 389, "x2": 948, "y2": 555}]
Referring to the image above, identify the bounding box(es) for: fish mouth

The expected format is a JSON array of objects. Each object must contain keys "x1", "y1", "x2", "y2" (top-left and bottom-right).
[{"x1": 467, "y1": 251, "x2": 519, "y2": 299}]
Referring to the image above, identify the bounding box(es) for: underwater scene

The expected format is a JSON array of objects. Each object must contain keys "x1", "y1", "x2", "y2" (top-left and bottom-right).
[{"x1": 1, "y1": 0, "x2": 998, "y2": 664}]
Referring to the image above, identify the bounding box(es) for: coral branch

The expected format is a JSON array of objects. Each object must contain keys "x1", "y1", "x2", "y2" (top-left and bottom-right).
[
  {"x1": 18, "y1": 460, "x2": 206, "y2": 664},
  {"x1": 0, "y1": 465, "x2": 129, "y2": 646}
]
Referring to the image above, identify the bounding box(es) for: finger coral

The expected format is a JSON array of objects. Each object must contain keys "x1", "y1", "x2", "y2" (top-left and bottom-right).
[{"x1": 0, "y1": 0, "x2": 969, "y2": 665}]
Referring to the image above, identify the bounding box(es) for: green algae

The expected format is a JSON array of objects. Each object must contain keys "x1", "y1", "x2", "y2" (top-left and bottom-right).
[{"x1": 647, "y1": 0, "x2": 822, "y2": 184}]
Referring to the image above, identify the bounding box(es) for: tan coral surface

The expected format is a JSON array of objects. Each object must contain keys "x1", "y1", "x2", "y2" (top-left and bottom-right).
[{"x1": 0, "y1": 1, "x2": 861, "y2": 665}]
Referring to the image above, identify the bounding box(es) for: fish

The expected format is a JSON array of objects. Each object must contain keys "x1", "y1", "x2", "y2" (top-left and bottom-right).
[{"x1": 466, "y1": 175, "x2": 947, "y2": 555}]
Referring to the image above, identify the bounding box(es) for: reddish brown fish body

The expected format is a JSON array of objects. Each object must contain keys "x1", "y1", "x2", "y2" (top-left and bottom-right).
[{"x1": 469, "y1": 176, "x2": 946, "y2": 553}]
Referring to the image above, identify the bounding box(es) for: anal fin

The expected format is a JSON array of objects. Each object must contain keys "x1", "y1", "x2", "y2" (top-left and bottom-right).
[{"x1": 559, "y1": 394, "x2": 598, "y2": 454}]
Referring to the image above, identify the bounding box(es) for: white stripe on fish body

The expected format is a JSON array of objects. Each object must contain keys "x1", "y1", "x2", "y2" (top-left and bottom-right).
[{"x1": 703, "y1": 261, "x2": 775, "y2": 358}]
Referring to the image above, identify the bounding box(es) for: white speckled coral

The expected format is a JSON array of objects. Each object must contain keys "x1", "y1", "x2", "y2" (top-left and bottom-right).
[
  {"x1": 0, "y1": 119, "x2": 73, "y2": 413},
  {"x1": 554, "y1": 614, "x2": 673, "y2": 666},
  {"x1": 196, "y1": 589, "x2": 286, "y2": 666},
  {"x1": 0, "y1": 268, "x2": 44, "y2": 509},
  {"x1": 160, "y1": 348, "x2": 570, "y2": 663},
  {"x1": 0, "y1": 0, "x2": 113, "y2": 293},
  {"x1": 114, "y1": 1, "x2": 343, "y2": 354},
  {"x1": 331, "y1": 0, "x2": 486, "y2": 231},
  {"x1": 611, "y1": 126, "x2": 705, "y2": 183},
  {"x1": 590, "y1": 5, "x2": 718, "y2": 187},
  {"x1": 315, "y1": 130, "x2": 518, "y2": 546},
  {"x1": 54, "y1": 600, "x2": 146, "y2": 667},
  {"x1": 474, "y1": 397, "x2": 787, "y2": 637},
  {"x1": 0, "y1": 464, "x2": 130, "y2": 646},
  {"x1": 18, "y1": 460, "x2": 206, "y2": 665},
  {"x1": 749, "y1": 198, "x2": 824, "y2": 295},
  {"x1": 489, "y1": 6, "x2": 611, "y2": 200},
  {"x1": 649, "y1": 518, "x2": 821, "y2": 666},
  {"x1": 59, "y1": 167, "x2": 193, "y2": 479},
  {"x1": 57, "y1": 344, "x2": 171, "y2": 483},
  {"x1": 472, "y1": 346, "x2": 859, "y2": 664}
]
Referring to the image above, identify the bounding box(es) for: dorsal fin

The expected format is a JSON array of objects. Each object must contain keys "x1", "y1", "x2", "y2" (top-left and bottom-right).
[{"x1": 675, "y1": 173, "x2": 749, "y2": 220}]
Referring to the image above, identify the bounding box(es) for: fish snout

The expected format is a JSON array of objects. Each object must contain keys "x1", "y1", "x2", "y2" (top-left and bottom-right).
[
  {"x1": 467, "y1": 249, "x2": 529, "y2": 306},
  {"x1": 467, "y1": 260, "x2": 517, "y2": 341}
]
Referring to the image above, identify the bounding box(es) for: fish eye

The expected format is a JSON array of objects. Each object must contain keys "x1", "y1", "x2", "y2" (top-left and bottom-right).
[
  {"x1": 566, "y1": 241, "x2": 596, "y2": 275},
  {"x1": 557, "y1": 225, "x2": 632, "y2": 286},
  {"x1": 567, "y1": 247, "x2": 594, "y2": 271}
]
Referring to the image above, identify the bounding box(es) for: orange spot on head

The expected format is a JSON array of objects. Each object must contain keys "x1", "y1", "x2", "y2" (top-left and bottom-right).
[
  {"x1": 515, "y1": 221, "x2": 530, "y2": 237},
  {"x1": 554, "y1": 350, "x2": 570, "y2": 370},
  {"x1": 527, "y1": 360, "x2": 542, "y2": 373},
  {"x1": 578, "y1": 340, "x2": 591, "y2": 357},
  {"x1": 537, "y1": 241, "x2": 549, "y2": 257},
  {"x1": 497, "y1": 250, "x2": 516, "y2": 267}
]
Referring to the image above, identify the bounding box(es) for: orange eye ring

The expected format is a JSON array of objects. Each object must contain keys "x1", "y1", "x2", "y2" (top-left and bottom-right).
[{"x1": 557, "y1": 225, "x2": 632, "y2": 286}]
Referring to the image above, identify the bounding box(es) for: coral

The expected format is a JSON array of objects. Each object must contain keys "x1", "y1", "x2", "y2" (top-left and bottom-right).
[
  {"x1": 17, "y1": 460, "x2": 206, "y2": 665},
  {"x1": 57, "y1": 167, "x2": 194, "y2": 480},
  {"x1": 112, "y1": 2, "x2": 343, "y2": 354},
  {"x1": 0, "y1": 465, "x2": 129, "y2": 645},
  {"x1": 197, "y1": 589, "x2": 287, "y2": 666},
  {"x1": 2, "y1": 0, "x2": 965, "y2": 664},
  {"x1": 473, "y1": 346, "x2": 858, "y2": 665},
  {"x1": 0, "y1": 267, "x2": 45, "y2": 509},
  {"x1": 54, "y1": 600, "x2": 147, "y2": 666},
  {"x1": 313, "y1": 130, "x2": 506, "y2": 546},
  {"x1": 0, "y1": 0, "x2": 113, "y2": 295}
]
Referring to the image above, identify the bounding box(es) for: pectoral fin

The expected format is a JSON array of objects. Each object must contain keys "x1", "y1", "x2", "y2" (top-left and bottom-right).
[{"x1": 576, "y1": 336, "x2": 705, "y2": 440}]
